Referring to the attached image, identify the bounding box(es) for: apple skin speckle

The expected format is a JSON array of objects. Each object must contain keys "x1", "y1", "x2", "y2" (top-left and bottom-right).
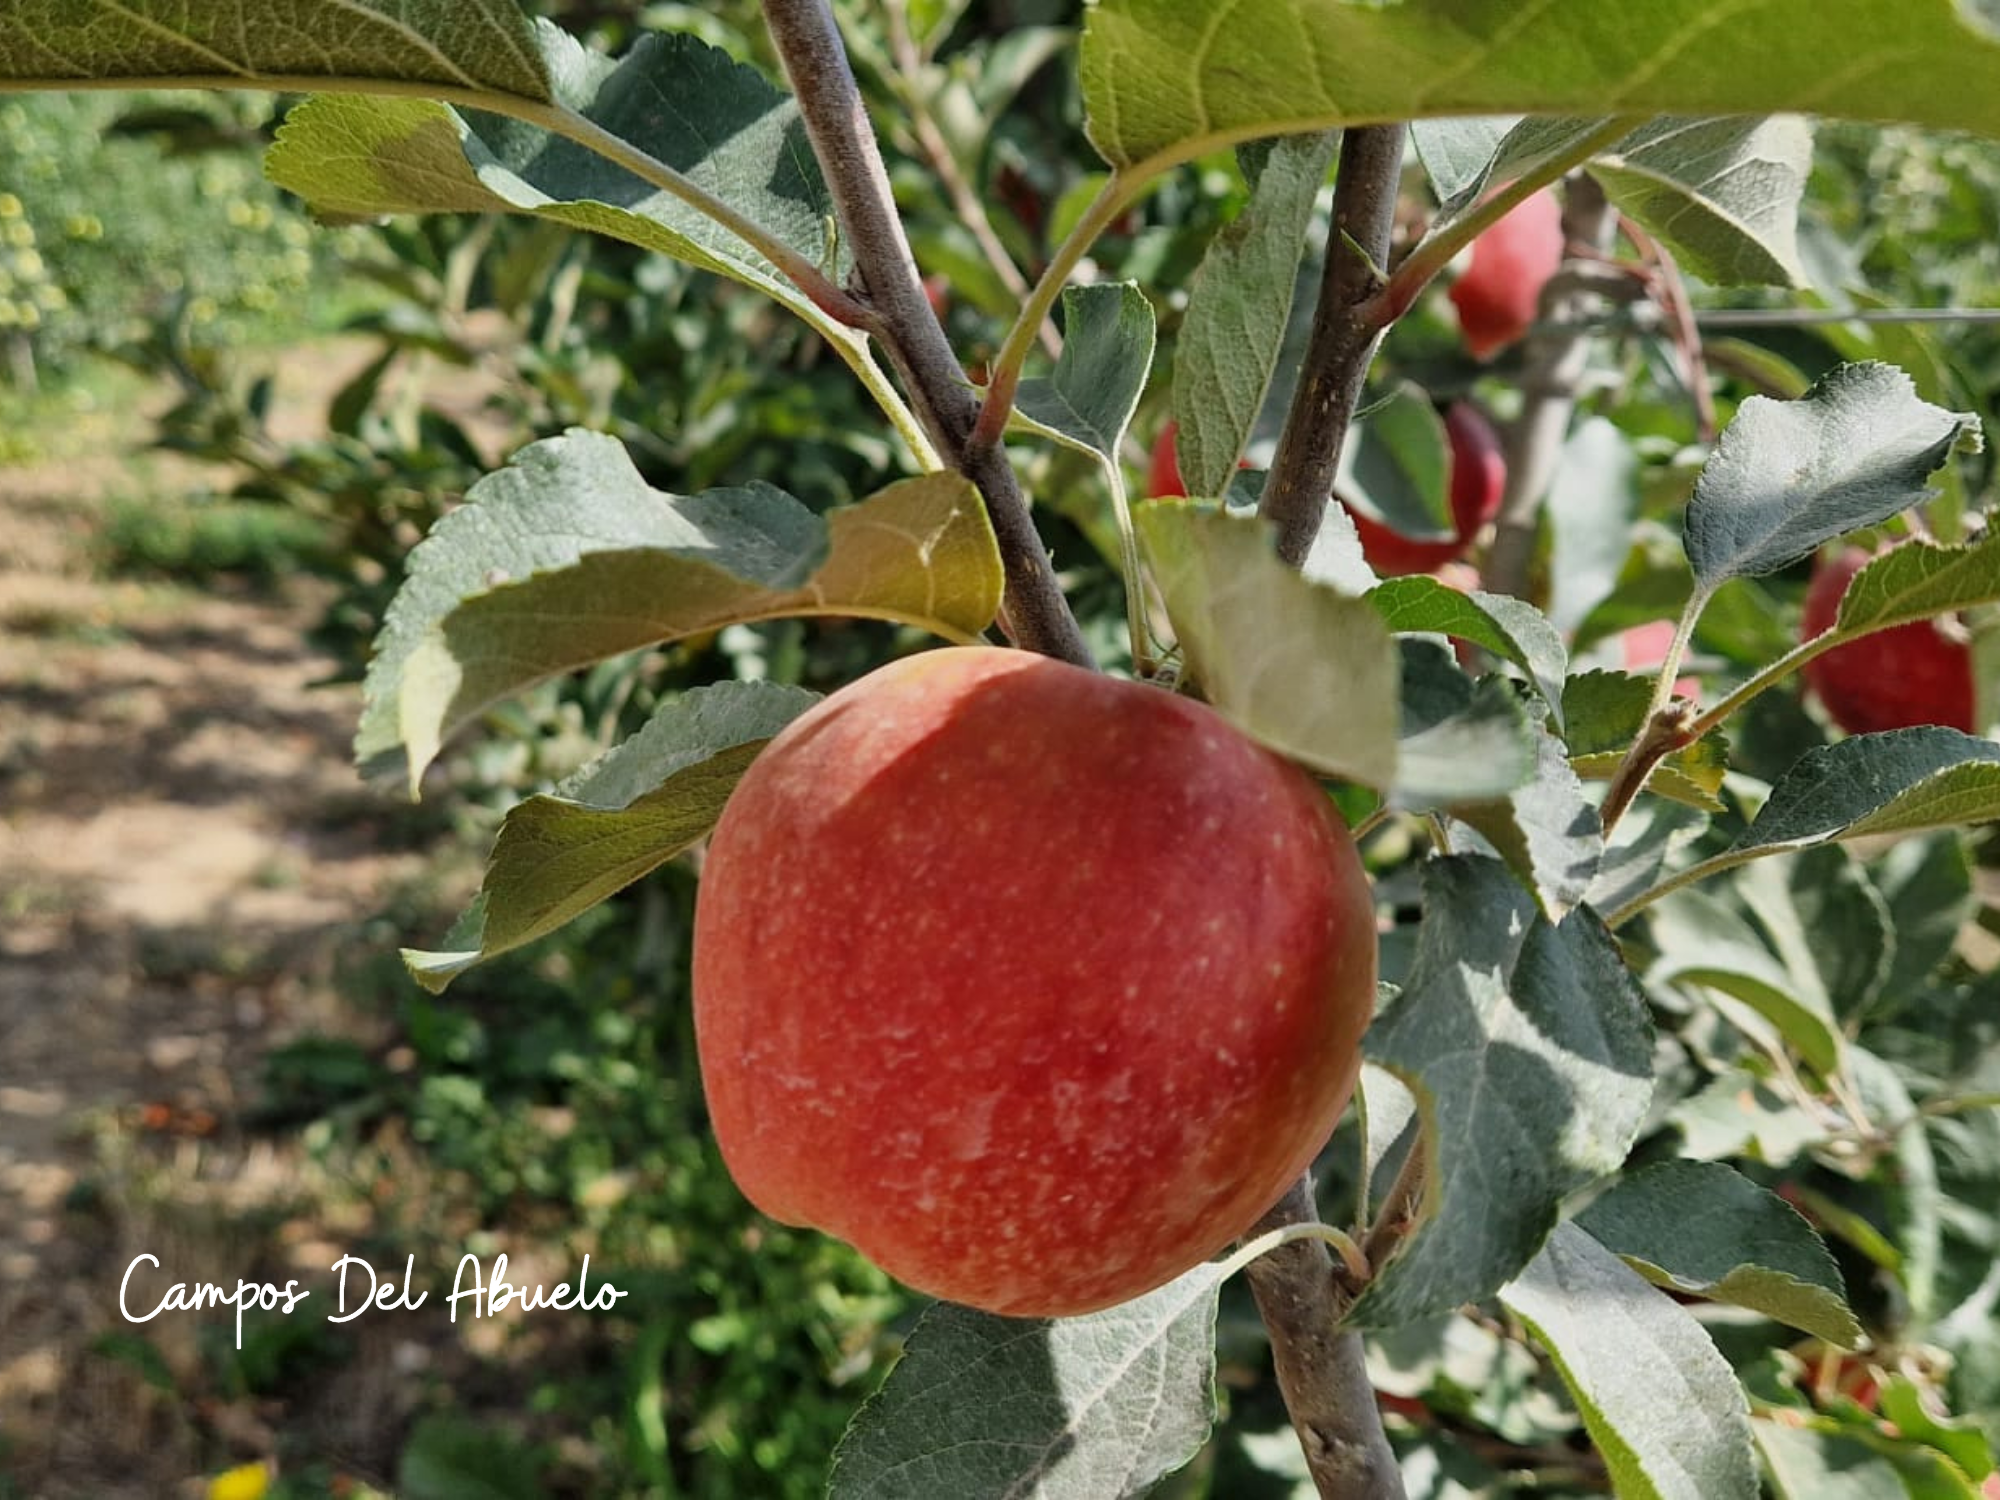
[{"x1": 692, "y1": 647, "x2": 1377, "y2": 1317}]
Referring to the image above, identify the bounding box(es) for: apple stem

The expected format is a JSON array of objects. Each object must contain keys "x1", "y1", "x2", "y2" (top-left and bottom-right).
[
  {"x1": 1257, "y1": 124, "x2": 1408, "y2": 569},
  {"x1": 1480, "y1": 171, "x2": 1621, "y2": 601},
  {"x1": 1223, "y1": 1219, "x2": 1373, "y2": 1284},
  {"x1": 761, "y1": 0, "x2": 1094, "y2": 669}
]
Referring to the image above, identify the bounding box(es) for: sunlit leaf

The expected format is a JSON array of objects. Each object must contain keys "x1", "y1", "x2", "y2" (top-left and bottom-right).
[
  {"x1": 403, "y1": 682, "x2": 818, "y2": 991},
  {"x1": 827, "y1": 1268, "x2": 1225, "y2": 1499}
]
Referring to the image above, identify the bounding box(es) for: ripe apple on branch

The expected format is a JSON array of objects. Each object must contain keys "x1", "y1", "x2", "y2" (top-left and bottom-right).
[{"x1": 692, "y1": 647, "x2": 1377, "y2": 1317}]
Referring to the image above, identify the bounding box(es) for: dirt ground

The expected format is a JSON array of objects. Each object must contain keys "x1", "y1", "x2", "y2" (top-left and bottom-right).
[{"x1": 0, "y1": 350, "x2": 495, "y2": 1495}]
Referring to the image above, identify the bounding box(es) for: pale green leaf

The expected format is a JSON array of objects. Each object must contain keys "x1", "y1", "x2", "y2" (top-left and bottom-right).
[
  {"x1": 1547, "y1": 418, "x2": 1642, "y2": 635},
  {"x1": 266, "y1": 29, "x2": 846, "y2": 321},
  {"x1": 1501, "y1": 1223, "x2": 1758, "y2": 1500},
  {"x1": 1646, "y1": 886, "x2": 1844, "y2": 1076},
  {"x1": 1589, "y1": 116, "x2": 1813, "y2": 287},
  {"x1": 1392, "y1": 644, "x2": 1537, "y2": 810},
  {"x1": 1759, "y1": 1418, "x2": 1983, "y2": 1500},
  {"x1": 1878, "y1": 1377, "x2": 1996, "y2": 1483},
  {"x1": 1012, "y1": 283, "x2": 1156, "y2": 466},
  {"x1": 1079, "y1": 1, "x2": 2000, "y2": 170},
  {"x1": 1412, "y1": 116, "x2": 1612, "y2": 220},
  {"x1": 1585, "y1": 797, "x2": 1708, "y2": 917},
  {"x1": 1449, "y1": 719, "x2": 1605, "y2": 923},
  {"x1": 402, "y1": 682, "x2": 818, "y2": 992},
  {"x1": 1351, "y1": 856, "x2": 1654, "y2": 1328},
  {"x1": 0, "y1": 0, "x2": 551, "y2": 99},
  {"x1": 1684, "y1": 363, "x2": 1977, "y2": 594},
  {"x1": 1174, "y1": 131, "x2": 1337, "y2": 499},
  {"x1": 1136, "y1": 505, "x2": 1399, "y2": 789},
  {"x1": 1825, "y1": 533, "x2": 2000, "y2": 636},
  {"x1": 1575, "y1": 1161, "x2": 1861, "y2": 1346},
  {"x1": 359, "y1": 430, "x2": 1000, "y2": 790},
  {"x1": 826, "y1": 1267, "x2": 1225, "y2": 1500},
  {"x1": 1668, "y1": 1068, "x2": 1823, "y2": 1167}
]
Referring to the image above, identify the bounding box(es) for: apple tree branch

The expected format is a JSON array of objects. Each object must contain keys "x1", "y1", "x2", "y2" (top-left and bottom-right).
[{"x1": 761, "y1": 0, "x2": 1093, "y2": 669}]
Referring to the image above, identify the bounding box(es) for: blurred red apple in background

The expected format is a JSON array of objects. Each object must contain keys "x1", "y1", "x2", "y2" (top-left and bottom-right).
[
  {"x1": 1801, "y1": 544, "x2": 1976, "y2": 734},
  {"x1": 1448, "y1": 190, "x2": 1566, "y2": 360},
  {"x1": 1146, "y1": 420, "x2": 1187, "y2": 498},
  {"x1": 1618, "y1": 619, "x2": 1702, "y2": 701},
  {"x1": 693, "y1": 647, "x2": 1378, "y2": 1316}
]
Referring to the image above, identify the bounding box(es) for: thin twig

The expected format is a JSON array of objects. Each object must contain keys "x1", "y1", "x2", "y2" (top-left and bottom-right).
[
  {"x1": 1620, "y1": 215, "x2": 1716, "y2": 443},
  {"x1": 762, "y1": 0, "x2": 1092, "y2": 668},
  {"x1": 1243, "y1": 1178, "x2": 1409, "y2": 1500},
  {"x1": 1481, "y1": 171, "x2": 1620, "y2": 601},
  {"x1": 880, "y1": 0, "x2": 1061, "y2": 358},
  {"x1": 1258, "y1": 125, "x2": 1408, "y2": 569}
]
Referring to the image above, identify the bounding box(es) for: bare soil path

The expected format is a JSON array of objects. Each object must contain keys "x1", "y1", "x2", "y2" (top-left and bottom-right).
[{"x1": 0, "y1": 350, "x2": 455, "y2": 1495}]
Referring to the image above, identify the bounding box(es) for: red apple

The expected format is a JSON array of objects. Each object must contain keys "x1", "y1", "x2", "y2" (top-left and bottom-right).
[
  {"x1": 1146, "y1": 420, "x2": 1187, "y2": 499},
  {"x1": 1343, "y1": 401, "x2": 1507, "y2": 576},
  {"x1": 1802, "y1": 545, "x2": 1975, "y2": 734},
  {"x1": 692, "y1": 647, "x2": 1377, "y2": 1316},
  {"x1": 1447, "y1": 190, "x2": 1566, "y2": 360}
]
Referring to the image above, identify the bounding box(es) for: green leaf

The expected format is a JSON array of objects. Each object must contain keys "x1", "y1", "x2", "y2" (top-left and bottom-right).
[
  {"x1": 266, "y1": 29, "x2": 849, "y2": 330},
  {"x1": 1849, "y1": 1047, "x2": 1943, "y2": 1323},
  {"x1": 1174, "y1": 132, "x2": 1337, "y2": 499},
  {"x1": 1547, "y1": 418, "x2": 1643, "y2": 635},
  {"x1": 398, "y1": 1414, "x2": 546, "y2": 1500},
  {"x1": 826, "y1": 1268, "x2": 1225, "y2": 1500},
  {"x1": 1588, "y1": 116, "x2": 1812, "y2": 287},
  {"x1": 1646, "y1": 885, "x2": 1845, "y2": 1076},
  {"x1": 1301, "y1": 500, "x2": 1382, "y2": 596},
  {"x1": 1585, "y1": 796, "x2": 1708, "y2": 917},
  {"x1": 1735, "y1": 848, "x2": 1894, "y2": 1027},
  {"x1": 1351, "y1": 856, "x2": 1655, "y2": 1328},
  {"x1": 1337, "y1": 383, "x2": 1453, "y2": 539},
  {"x1": 1012, "y1": 283, "x2": 1156, "y2": 466},
  {"x1": 1136, "y1": 505, "x2": 1399, "y2": 789},
  {"x1": 1870, "y1": 834, "x2": 1976, "y2": 1005},
  {"x1": 1562, "y1": 670, "x2": 1729, "y2": 813},
  {"x1": 1392, "y1": 643, "x2": 1538, "y2": 810},
  {"x1": 1412, "y1": 116, "x2": 1614, "y2": 221},
  {"x1": 1448, "y1": 719, "x2": 1605, "y2": 923},
  {"x1": 1668, "y1": 1068, "x2": 1824, "y2": 1167},
  {"x1": 1575, "y1": 1161, "x2": 1861, "y2": 1346},
  {"x1": 1879, "y1": 1377, "x2": 1997, "y2": 1482},
  {"x1": 1822, "y1": 532, "x2": 2000, "y2": 636},
  {"x1": 1683, "y1": 364, "x2": 1978, "y2": 596},
  {"x1": 1367, "y1": 576, "x2": 1569, "y2": 722},
  {"x1": 1501, "y1": 1223, "x2": 1759, "y2": 1500},
  {"x1": 0, "y1": 0, "x2": 551, "y2": 100},
  {"x1": 402, "y1": 681, "x2": 818, "y2": 992},
  {"x1": 1727, "y1": 727, "x2": 2000, "y2": 858},
  {"x1": 1413, "y1": 114, "x2": 1809, "y2": 289},
  {"x1": 1078, "y1": 1, "x2": 2000, "y2": 170},
  {"x1": 358, "y1": 430, "x2": 1000, "y2": 790},
  {"x1": 1759, "y1": 1417, "x2": 1984, "y2": 1500}
]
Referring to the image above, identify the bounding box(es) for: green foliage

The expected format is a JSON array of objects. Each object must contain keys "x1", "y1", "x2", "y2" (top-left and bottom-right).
[
  {"x1": 12, "y1": 1, "x2": 2000, "y2": 1497},
  {"x1": 0, "y1": 92, "x2": 364, "y2": 379},
  {"x1": 96, "y1": 492, "x2": 333, "y2": 582}
]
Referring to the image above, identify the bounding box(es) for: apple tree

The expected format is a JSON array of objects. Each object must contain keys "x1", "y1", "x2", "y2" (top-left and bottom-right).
[{"x1": 10, "y1": 2, "x2": 2000, "y2": 1496}]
